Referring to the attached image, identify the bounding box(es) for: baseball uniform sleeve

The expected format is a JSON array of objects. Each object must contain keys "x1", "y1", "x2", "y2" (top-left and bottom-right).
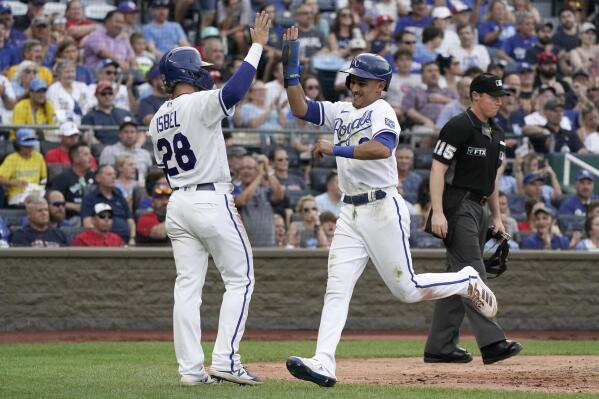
[
  {"x1": 319, "y1": 101, "x2": 344, "y2": 129},
  {"x1": 371, "y1": 101, "x2": 401, "y2": 144},
  {"x1": 432, "y1": 116, "x2": 470, "y2": 165},
  {"x1": 188, "y1": 90, "x2": 234, "y2": 127}
]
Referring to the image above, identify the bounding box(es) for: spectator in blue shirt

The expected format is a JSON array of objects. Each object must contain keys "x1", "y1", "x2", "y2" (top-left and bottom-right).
[
  {"x1": 10, "y1": 196, "x2": 68, "y2": 247},
  {"x1": 394, "y1": 0, "x2": 432, "y2": 41},
  {"x1": 502, "y1": 11, "x2": 537, "y2": 62},
  {"x1": 396, "y1": 146, "x2": 422, "y2": 198},
  {"x1": 559, "y1": 170, "x2": 599, "y2": 216},
  {"x1": 81, "y1": 164, "x2": 135, "y2": 245},
  {"x1": 137, "y1": 66, "x2": 168, "y2": 126},
  {"x1": 142, "y1": 0, "x2": 190, "y2": 57},
  {"x1": 521, "y1": 205, "x2": 569, "y2": 249},
  {"x1": 0, "y1": 4, "x2": 26, "y2": 49},
  {"x1": 477, "y1": 0, "x2": 515, "y2": 50},
  {"x1": 413, "y1": 25, "x2": 444, "y2": 65},
  {"x1": 576, "y1": 214, "x2": 599, "y2": 251}
]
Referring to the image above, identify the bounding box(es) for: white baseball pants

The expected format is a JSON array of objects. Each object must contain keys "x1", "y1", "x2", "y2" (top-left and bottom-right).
[
  {"x1": 313, "y1": 189, "x2": 475, "y2": 375},
  {"x1": 166, "y1": 184, "x2": 254, "y2": 379}
]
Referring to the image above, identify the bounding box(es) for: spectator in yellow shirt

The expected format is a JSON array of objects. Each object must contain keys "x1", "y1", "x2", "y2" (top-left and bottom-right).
[
  {"x1": 11, "y1": 78, "x2": 57, "y2": 141},
  {"x1": 0, "y1": 128, "x2": 47, "y2": 206}
]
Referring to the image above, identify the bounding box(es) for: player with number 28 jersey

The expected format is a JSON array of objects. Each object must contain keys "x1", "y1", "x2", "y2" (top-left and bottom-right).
[{"x1": 148, "y1": 12, "x2": 272, "y2": 387}]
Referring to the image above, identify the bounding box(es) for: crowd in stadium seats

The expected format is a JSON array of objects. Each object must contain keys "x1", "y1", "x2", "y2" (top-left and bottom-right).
[{"x1": 0, "y1": 0, "x2": 598, "y2": 251}]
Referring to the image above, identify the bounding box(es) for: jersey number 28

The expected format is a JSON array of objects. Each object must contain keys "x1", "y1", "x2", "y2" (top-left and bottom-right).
[{"x1": 157, "y1": 133, "x2": 197, "y2": 176}]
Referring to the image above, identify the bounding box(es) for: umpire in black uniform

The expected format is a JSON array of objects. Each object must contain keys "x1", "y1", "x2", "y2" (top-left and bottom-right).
[{"x1": 423, "y1": 73, "x2": 523, "y2": 364}]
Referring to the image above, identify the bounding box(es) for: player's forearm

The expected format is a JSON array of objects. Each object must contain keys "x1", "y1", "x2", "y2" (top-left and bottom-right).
[
  {"x1": 488, "y1": 176, "x2": 501, "y2": 218},
  {"x1": 430, "y1": 161, "x2": 448, "y2": 213},
  {"x1": 353, "y1": 140, "x2": 392, "y2": 160},
  {"x1": 286, "y1": 85, "x2": 308, "y2": 117}
]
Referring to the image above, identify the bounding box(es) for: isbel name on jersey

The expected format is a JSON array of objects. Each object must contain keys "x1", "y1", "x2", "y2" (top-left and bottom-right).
[{"x1": 156, "y1": 110, "x2": 181, "y2": 134}]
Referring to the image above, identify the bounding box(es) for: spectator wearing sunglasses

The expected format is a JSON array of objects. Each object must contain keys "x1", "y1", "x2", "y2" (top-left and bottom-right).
[
  {"x1": 287, "y1": 195, "x2": 328, "y2": 249},
  {"x1": 10, "y1": 195, "x2": 68, "y2": 247},
  {"x1": 72, "y1": 202, "x2": 124, "y2": 247},
  {"x1": 81, "y1": 81, "x2": 135, "y2": 145},
  {"x1": 136, "y1": 182, "x2": 171, "y2": 245},
  {"x1": 45, "y1": 190, "x2": 70, "y2": 228}
]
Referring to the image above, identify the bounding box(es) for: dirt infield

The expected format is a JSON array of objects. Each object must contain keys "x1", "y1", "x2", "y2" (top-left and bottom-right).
[
  {"x1": 1, "y1": 329, "x2": 599, "y2": 344},
  {"x1": 254, "y1": 356, "x2": 599, "y2": 394},
  {"x1": 1, "y1": 329, "x2": 598, "y2": 393}
]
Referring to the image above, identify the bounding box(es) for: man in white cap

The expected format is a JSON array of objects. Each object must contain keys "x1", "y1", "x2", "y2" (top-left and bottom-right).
[
  {"x1": 72, "y1": 202, "x2": 124, "y2": 247},
  {"x1": 433, "y1": 6, "x2": 460, "y2": 55},
  {"x1": 44, "y1": 121, "x2": 98, "y2": 168}
]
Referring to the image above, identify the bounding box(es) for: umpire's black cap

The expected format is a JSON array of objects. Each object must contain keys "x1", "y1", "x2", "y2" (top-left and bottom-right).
[{"x1": 470, "y1": 73, "x2": 511, "y2": 97}]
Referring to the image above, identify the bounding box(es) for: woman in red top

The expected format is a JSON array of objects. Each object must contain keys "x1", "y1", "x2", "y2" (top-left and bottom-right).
[{"x1": 65, "y1": 0, "x2": 97, "y2": 46}]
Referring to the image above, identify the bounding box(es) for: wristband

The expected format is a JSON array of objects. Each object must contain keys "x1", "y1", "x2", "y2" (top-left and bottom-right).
[
  {"x1": 333, "y1": 145, "x2": 355, "y2": 158},
  {"x1": 282, "y1": 40, "x2": 301, "y2": 87}
]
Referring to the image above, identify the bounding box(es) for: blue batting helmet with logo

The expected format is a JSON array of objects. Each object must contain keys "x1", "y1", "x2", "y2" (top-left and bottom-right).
[
  {"x1": 159, "y1": 47, "x2": 214, "y2": 93},
  {"x1": 342, "y1": 53, "x2": 392, "y2": 91}
]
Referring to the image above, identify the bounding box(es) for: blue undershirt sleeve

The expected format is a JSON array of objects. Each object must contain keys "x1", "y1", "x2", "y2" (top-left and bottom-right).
[
  {"x1": 221, "y1": 61, "x2": 256, "y2": 110},
  {"x1": 302, "y1": 100, "x2": 322, "y2": 125},
  {"x1": 373, "y1": 131, "x2": 397, "y2": 152}
]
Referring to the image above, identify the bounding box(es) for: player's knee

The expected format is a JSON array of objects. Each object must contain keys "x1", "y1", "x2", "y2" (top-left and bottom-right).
[{"x1": 390, "y1": 285, "x2": 423, "y2": 303}]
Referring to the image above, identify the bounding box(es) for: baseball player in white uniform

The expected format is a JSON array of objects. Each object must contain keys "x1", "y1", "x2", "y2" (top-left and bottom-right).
[
  {"x1": 281, "y1": 26, "x2": 498, "y2": 387},
  {"x1": 148, "y1": 12, "x2": 271, "y2": 386}
]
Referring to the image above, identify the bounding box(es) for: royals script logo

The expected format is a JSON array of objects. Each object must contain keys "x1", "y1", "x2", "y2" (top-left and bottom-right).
[{"x1": 333, "y1": 110, "x2": 372, "y2": 145}]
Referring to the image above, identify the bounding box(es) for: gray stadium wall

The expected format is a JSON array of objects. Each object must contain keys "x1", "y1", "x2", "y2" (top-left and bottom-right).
[{"x1": 1, "y1": 248, "x2": 597, "y2": 331}]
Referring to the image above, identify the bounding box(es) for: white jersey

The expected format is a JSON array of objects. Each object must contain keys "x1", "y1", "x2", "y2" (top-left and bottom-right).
[
  {"x1": 314, "y1": 99, "x2": 400, "y2": 195},
  {"x1": 148, "y1": 89, "x2": 233, "y2": 188}
]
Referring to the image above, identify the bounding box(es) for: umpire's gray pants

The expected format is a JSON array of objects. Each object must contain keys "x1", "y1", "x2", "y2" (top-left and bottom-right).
[{"x1": 425, "y1": 199, "x2": 506, "y2": 354}]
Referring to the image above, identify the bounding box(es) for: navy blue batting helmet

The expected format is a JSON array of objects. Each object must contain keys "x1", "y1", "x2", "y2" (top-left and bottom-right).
[
  {"x1": 159, "y1": 47, "x2": 214, "y2": 93},
  {"x1": 343, "y1": 53, "x2": 392, "y2": 91}
]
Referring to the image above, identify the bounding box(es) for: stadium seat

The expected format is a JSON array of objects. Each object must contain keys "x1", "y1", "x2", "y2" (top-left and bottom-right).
[
  {"x1": 44, "y1": 2, "x2": 66, "y2": 16},
  {"x1": 47, "y1": 164, "x2": 68, "y2": 183},
  {"x1": 413, "y1": 148, "x2": 433, "y2": 170},
  {"x1": 84, "y1": 3, "x2": 116, "y2": 21},
  {"x1": 557, "y1": 214, "x2": 585, "y2": 234},
  {"x1": 312, "y1": 154, "x2": 336, "y2": 168},
  {"x1": 61, "y1": 226, "x2": 87, "y2": 245},
  {"x1": 506, "y1": 193, "x2": 525, "y2": 215},
  {"x1": 0, "y1": 208, "x2": 26, "y2": 227},
  {"x1": 5, "y1": 1, "x2": 26, "y2": 16},
  {"x1": 40, "y1": 140, "x2": 60, "y2": 155},
  {"x1": 0, "y1": 140, "x2": 13, "y2": 164},
  {"x1": 318, "y1": 0, "x2": 336, "y2": 12},
  {"x1": 310, "y1": 167, "x2": 333, "y2": 193}
]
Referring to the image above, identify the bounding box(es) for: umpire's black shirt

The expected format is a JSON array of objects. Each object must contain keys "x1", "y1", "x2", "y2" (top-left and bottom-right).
[{"x1": 432, "y1": 108, "x2": 505, "y2": 197}]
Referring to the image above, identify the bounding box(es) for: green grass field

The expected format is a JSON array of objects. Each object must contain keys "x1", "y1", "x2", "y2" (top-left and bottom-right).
[{"x1": 1, "y1": 339, "x2": 598, "y2": 399}]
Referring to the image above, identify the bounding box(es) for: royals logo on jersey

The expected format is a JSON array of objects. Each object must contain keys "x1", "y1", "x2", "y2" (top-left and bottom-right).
[
  {"x1": 314, "y1": 99, "x2": 401, "y2": 195},
  {"x1": 148, "y1": 89, "x2": 234, "y2": 188}
]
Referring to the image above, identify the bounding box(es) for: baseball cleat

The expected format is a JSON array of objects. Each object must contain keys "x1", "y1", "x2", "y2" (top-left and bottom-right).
[
  {"x1": 209, "y1": 366, "x2": 262, "y2": 385},
  {"x1": 286, "y1": 356, "x2": 337, "y2": 387},
  {"x1": 462, "y1": 266, "x2": 497, "y2": 318},
  {"x1": 180, "y1": 372, "x2": 217, "y2": 386}
]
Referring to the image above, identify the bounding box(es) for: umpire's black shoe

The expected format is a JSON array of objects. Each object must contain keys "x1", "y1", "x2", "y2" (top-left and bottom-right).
[
  {"x1": 481, "y1": 340, "x2": 523, "y2": 365},
  {"x1": 424, "y1": 347, "x2": 473, "y2": 363}
]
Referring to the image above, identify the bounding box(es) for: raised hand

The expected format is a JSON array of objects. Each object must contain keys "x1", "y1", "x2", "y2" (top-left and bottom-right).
[
  {"x1": 250, "y1": 11, "x2": 271, "y2": 46},
  {"x1": 283, "y1": 26, "x2": 299, "y2": 41}
]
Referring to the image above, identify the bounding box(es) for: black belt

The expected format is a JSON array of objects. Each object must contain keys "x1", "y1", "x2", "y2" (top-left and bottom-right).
[
  {"x1": 173, "y1": 183, "x2": 215, "y2": 191},
  {"x1": 447, "y1": 186, "x2": 488, "y2": 205},
  {"x1": 343, "y1": 189, "x2": 386, "y2": 206}
]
